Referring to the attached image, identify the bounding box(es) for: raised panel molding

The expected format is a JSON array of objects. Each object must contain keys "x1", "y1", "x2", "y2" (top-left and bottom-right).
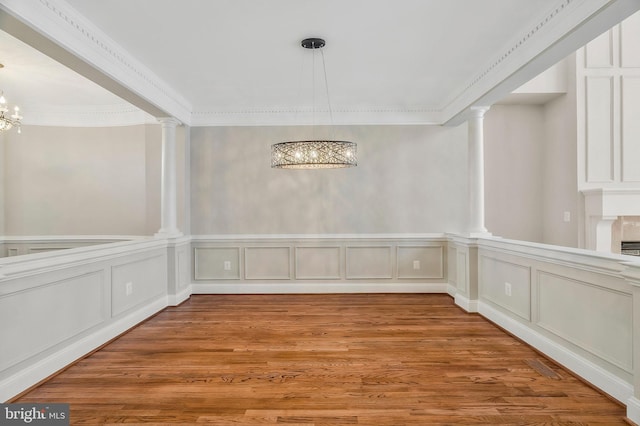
[
  {"x1": 621, "y1": 76, "x2": 640, "y2": 182},
  {"x1": 620, "y1": 10, "x2": 640, "y2": 68},
  {"x1": 346, "y1": 246, "x2": 393, "y2": 279},
  {"x1": 111, "y1": 254, "x2": 167, "y2": 317},
  {"x1": 245, "y1": 247, "x2": 291, "y2": 280},
  {"x1": 194, "y1": 247, "x2": 241, "y2": 280},
  {"x1": 585, "y1": 28, "x2": 614, "y2": 68},
  {"x1": 397, "y1": 246, "x2": 444, "y2": 279},
  {"x1": 479, "y1": 255, "x2": 531, "y2": 321},
  {"x1": 0, "y1": 270, "x2": 106, "y2": 373},
  {"x1": 536, "y1": 270, "x2": 632, "y2": 372},
  {"x1": 294, "y1": 247, "x2": 341, "y2": 280},
  {"x1": 191, "y1": 237, "x2": 449, "y2": 290},
  {"x1": 585, "y1": 76, "x2": 615, "y2": 183}
]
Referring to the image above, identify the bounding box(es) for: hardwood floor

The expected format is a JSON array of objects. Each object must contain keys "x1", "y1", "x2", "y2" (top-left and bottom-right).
[{"x1": 15, "y1": 294, "x2": 627, "y2": 425}]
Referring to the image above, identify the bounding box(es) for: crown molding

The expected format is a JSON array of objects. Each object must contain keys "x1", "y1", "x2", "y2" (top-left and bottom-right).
[
  {"x1": 21, "y1": 103, "x2": 157, "y2": 127},
  {"x1": 191, "y1": 107, "x2": 443, "y2": 127},
  {"x1": 0, "y1": 0, "x2": 192, "y2": 124},
  {"x1": 443, "y1": 0, "x2": 640, "y2": 125}
]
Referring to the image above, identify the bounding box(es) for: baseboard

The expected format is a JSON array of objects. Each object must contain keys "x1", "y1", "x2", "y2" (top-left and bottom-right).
[
  {"x1": 191, "y1": 282, "x2": 449, "y2": 294},
  {"x1": 446, "y1": 284, "x2": 457, "y2": 297},
  {"x1": 168, "y1": 286, "x2": 192, "y2": 306},
  {"x1": 0, "y1": 297, "x2": 168, "y2": 402},
  {"x1": 479, "y1": 300, "x2": 633, "y2": 405},
  {"x1": 626, "y1": 396, "x2": 640, "y2": 425},
  {"x1": 454, "y1": 293, "x2": 478, "y2": 312}
]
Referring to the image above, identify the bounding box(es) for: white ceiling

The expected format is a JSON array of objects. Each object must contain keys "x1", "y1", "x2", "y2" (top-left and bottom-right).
[{"x1": 0, "y1": 0, "x2": 638, "y2": 127}]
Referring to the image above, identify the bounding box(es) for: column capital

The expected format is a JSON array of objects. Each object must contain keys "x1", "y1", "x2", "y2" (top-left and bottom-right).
[
  {"x1": 468, "y1": 106, "x2": 491, "y2": 119},
  {"x1": 157, "y1": 117, "x2": 181, "y2": 127}
]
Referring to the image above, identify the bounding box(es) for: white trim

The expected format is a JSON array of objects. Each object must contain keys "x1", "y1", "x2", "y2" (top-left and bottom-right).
[
  {"x1": 0, "y1": 238, "x2": 165, "y2": 279},
  {"x1": 191, "y1": 233, "x2": 448, "y2": 241},
  {"x1": 190, "y1": 108, "x2": 443, "y2": 127},
  {"x1": 0, "y1": 235, "x2": 145, "y2": 243},
  {"x1": 0, "y1": 296, "x2": 167, "y2": 402},
  {"x1": 446, "y1": 284, "x2": 457, "y2": 297},
  {"x1": 22, "y1": 104, "x2": 157, "y2": 127},
  {"x1": 454, "y1": 293, "x2": 479, "y2": 313},
  {"x1": 626, "y1": 396, "x2": 640, "y2": 424},
  {"x1": 479, "y1": 300, "x2": 633, "y2": 404},
  {"x1": 191, "y1": 282, "x2": 448, "y2": 294},
  {"x1": 167, "y1": 286, "x2": 192, "y2": 306}
]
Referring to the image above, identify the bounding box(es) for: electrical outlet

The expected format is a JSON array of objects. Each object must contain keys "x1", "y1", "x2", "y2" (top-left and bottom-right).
[
  {"x1": 224, "y1": 261, "x2": 231, "y2": 271},
  {"x1": 563, "y1": 211, "x2": 571, "y2": 222},
  {"x1": 413, "y1": 260, "x2": 420, "y2": 270},
  {"x1": 504, "y1": 282, "x2": 512, "y2": 297},
  {"x1": 125, "y1": 282, "x2": 133, "y2": 296}
]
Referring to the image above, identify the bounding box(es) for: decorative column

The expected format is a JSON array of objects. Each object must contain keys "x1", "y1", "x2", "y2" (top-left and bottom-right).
[
  {"x1": 467, "y1": 106, "x2": 491, "y2": 236},
  {"x1": 156, "y1": 117, "x2": 182, "y2": 237}
]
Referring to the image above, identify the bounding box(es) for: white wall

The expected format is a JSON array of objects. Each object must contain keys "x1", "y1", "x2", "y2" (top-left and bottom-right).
[
  {"x1": 542, "y1": 57, "x2": 580, "y2": 248},
  {"x1": 0, "y1": 124, "x2": 190, "y2": 237},
  {"x1": 484, "y1": 105, "x2": 545, "y2": 243},
  {"x1": 190, "y1": 124, "x2": 468, "y2": 235}
]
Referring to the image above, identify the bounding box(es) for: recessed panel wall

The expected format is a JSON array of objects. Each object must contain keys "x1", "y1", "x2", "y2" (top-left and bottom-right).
[
  {"x1": 621, "y1": 76, "x2": 640, "y2": 182},
  {"x1": 245, "y1": 247, "x2": 291, "y2": 280},
  {"x1": 479, "y1": 255, "x2": 531, "y2": 321},
  {"x1": 585, "y1": 76, "x2": 614, "y2": 183},
  {"x1": 295, "y1": 247, "x2": 341, "y2": 279},
  {"x1": 112, "y1": 254, "x2": 167, "y2": 316},
  {"x1": 621, "y1": 11, "x2": 640, "y2": 68},
  {"x1": 397, "y1": 246, "x2": 443, "y2": 279},
  {"x1": 0, "y1": 271, "x2": 106, "y2": 373},
  {"x1": 194, "y1": 247, "x2": 240, "y2": 280},
  {"x1": 537, "y1": 271, "x2": 632, "y2": 372},
  {"x1": 346, "y1": 246, "x2": 392, "y2": 279},
  {"x1": 191, "y1": 237, "x2": 448, "y2": 291},
  {"x1": 585, "y1": 29, "x2": 613, "y2": 68}
]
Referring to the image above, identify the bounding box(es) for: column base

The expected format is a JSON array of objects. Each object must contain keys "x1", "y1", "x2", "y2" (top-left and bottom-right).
[
  {"x1": 462, "y1": 231, "x2": 493, "y2": 238},
  {"x1": 154, "y1": 229, "x2": 184, "y2": 239}
]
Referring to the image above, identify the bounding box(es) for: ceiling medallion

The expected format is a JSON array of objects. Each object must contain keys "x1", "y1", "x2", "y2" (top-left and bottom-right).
[{"x1": 271, "y1": 38, "x2": 357, "y2": 169}]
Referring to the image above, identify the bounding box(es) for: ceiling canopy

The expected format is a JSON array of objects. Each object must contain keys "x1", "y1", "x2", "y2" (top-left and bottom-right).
[{"x1": 0, "y1": 0, "x2": 638, "y2": 127}]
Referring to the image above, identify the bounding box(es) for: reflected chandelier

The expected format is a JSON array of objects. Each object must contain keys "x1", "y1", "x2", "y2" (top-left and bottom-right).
[
  {"x1": 0, "y1": 65, "x2": 23, "y2": 133},
  {"x1": 271, "y1": 38, "x2": 357, "y2": 169}
]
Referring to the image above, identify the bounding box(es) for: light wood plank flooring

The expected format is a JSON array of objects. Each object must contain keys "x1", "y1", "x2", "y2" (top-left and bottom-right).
[{"x1": 14, "y1": 294, "x2": 628, "y2": 424}]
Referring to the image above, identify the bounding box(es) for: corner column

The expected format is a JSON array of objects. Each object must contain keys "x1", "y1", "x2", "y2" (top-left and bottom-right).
[
  {"x1": 468, "y1": 106, "x2": 491, "y2": 236},
  {"x1": 156, "y1": 117, "x2": 182, "y2": 237}
]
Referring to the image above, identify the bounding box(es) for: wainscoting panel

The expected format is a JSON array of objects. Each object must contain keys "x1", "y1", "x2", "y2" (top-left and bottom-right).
[
  {"x1": 397, "y1": 246, "x2": 444, "y2": 279},
  {"x1": 0, "y1": 271, "x2": 106, "y2": 373},
  {"x1": 111, "y1": 254, "x2": 167, "y2": 316},
  {"x1": 447, "y1": 246, "x2": 457, "y2": 287},
  {"x1": 456, "y1": 251, "x2": 468, "y2": 293},
  {"x1": 295, "y1": 247, "x2": 341, "y2": 280},
  {"x1": 245, "y1": 247, "x2": 292, "y2": 280},
  {"x1": 536, "y1": 270, "x2": 632, "y2": 373},
  {"x1": 479, "y1": 255, "x2": 531, "y2": 321},
  {"x1": 346, "y1": 246, "x2": 393, "y2": 279},
  {"x1": 194, "y1": 247, "x2": 241, "y2": 280},
  {"x1": 191, "y1": 236, "x2": 448, "y2": 292}
]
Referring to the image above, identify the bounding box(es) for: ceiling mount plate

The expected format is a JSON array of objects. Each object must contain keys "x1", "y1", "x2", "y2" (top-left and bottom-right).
[{"x1": 301, "y1": 38, "x2": 326, "y2": 49}]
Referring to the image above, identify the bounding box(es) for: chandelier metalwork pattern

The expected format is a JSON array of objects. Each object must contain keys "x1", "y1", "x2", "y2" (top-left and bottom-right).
[{"x1": 271, "y1": 140, "x2": 357, "y2": 169}]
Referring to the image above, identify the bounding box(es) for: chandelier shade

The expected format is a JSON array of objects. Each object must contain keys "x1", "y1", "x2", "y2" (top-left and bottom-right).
[
  {"x1": 271, "y1": 38, "x2": 357, "y2": 170},
  {"x1": 271, "y1": 140, "x2": 357, "y2": 169}
]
